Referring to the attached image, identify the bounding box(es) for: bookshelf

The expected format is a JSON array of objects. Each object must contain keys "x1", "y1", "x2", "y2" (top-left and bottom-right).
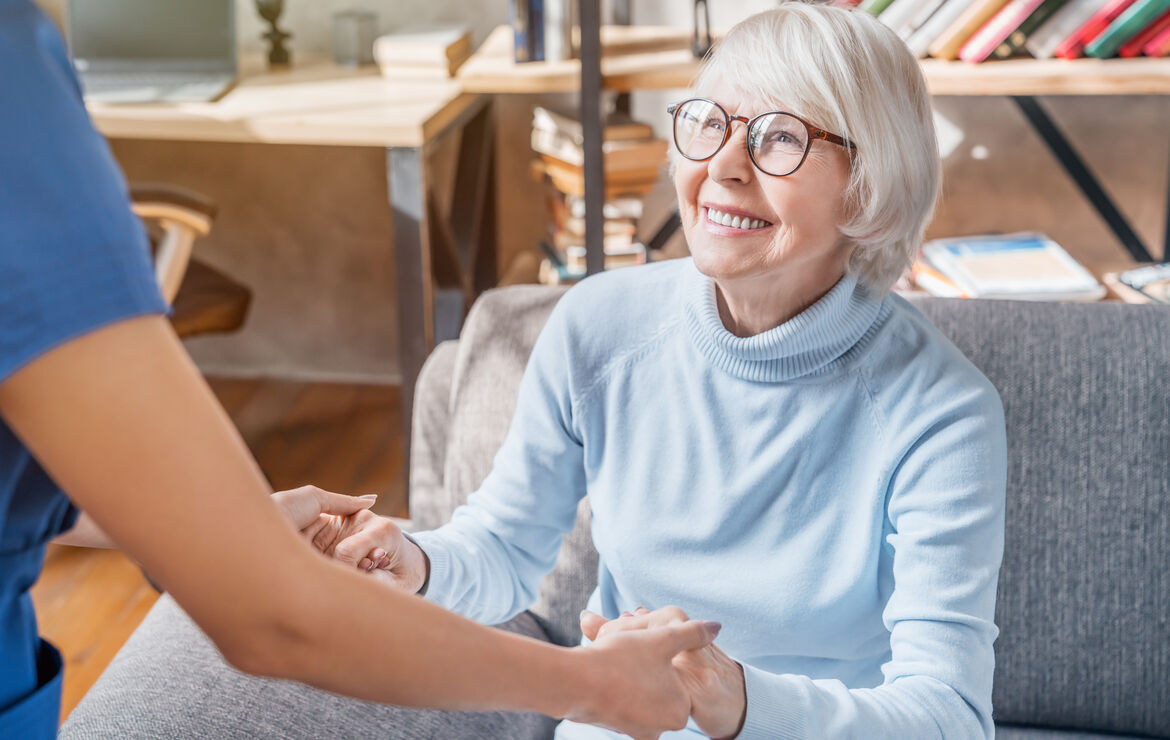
[
  {"x1": 461, "y1": 25, "x2": 1170, "y2": 95},
  {"x1": 460, "y1": 23, "x2": 1170, "y2": 270}
]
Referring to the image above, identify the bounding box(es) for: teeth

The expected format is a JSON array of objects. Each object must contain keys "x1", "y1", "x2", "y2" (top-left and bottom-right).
[{"x1": 707, "y1": 207, "x2": 769, "y2": 231}]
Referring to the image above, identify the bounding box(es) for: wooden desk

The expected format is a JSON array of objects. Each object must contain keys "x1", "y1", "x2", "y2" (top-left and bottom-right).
[
  {"x1": 88, "y1": 60, "x2": 496, "y2": 497},
  {"x1": 460, "y1": 24, "x2": 1170, "y2": 264}
]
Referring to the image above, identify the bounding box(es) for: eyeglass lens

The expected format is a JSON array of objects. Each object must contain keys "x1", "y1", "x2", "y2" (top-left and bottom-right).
[{"x1": 673, "y1": 99, "x2": 809, "y2": 177}]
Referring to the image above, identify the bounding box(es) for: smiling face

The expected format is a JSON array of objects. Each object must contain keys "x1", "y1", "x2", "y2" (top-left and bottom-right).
[{"x1": 674, "y1": 87, "x2": 855, "y2": 302}]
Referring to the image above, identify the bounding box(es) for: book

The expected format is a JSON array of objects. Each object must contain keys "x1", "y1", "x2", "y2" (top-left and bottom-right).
[
  {"x1": 990, "y1": 0, "x2": 1071, "y2": 59},
  {"x1": 1115, "y1": 263, "x2": 1170, "y2": 302},
  {"x1": 959, "y1": 0, "x2": 1048, "y2": 61},
  {"x1": 539, "y1": 157, "x2": 659, "y2": 199},
  {"x1": 1118, "y1": 6, "x2": 1170, "y2": 54},
  {"x1": 921, "y1": 232, "x2": 1105, "y2": 301},
  {"x1": 1025, "y1": 0, "x2": 1103, "y2": 57},
  {"x1": 531, "y1": 127, "x2": 668, "y2": 174},
  {"x1": 510, "y1": 0, "x2": 533, "y2": 63},
  {"x1": 1053, "y1": 0, "x2": 1140, "y2": 58},
  {"x1": 1144, "y1": 17, "x2": 1170, "y2": 52},
  {"x1": 929, "y1": 0, "x2": 1014, "y2": 59},
  {"x1": 565, "y1": 195, "x2": 644, "y2": 221},
  {"x1": 1085, "y1": 0, "x2": 1170, "y2": 56},
  {"x1": 878, "y1": 0, "x2": 936, "y2": 37},
  {"x1": 564, "y1": 242, "x2": 646, "y2": 273},
  {"x1": 372, "y1": 26, "x2": 472, "y2": 67},
  {"x1": 912, "y1": 258, "x2": 970, "y2": 297},
  {"x1": 554, "y1": 228, "x2": 636, "y2": 253},
  {"x1": 860, "y1": 0, "x2": 900, "y2": 16},
  {"x1": 903, "y1": 0, "x2": 954, "y2": 39},
  {"x1": 907, "y1": 0, "x2": 983, "y2": 56},
  {"x1": 532, "y1": 106, "x2": 655, "y2": 144}
]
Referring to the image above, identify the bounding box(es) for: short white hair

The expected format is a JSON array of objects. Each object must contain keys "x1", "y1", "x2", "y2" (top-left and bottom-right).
[{"x1": 685, "y1": 2, "x2": 940, "y2": 296}]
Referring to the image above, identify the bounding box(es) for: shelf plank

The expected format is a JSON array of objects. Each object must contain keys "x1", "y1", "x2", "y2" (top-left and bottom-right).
[{"x1": 459, "y1": 25, "x2": 1170, "y2": 96}]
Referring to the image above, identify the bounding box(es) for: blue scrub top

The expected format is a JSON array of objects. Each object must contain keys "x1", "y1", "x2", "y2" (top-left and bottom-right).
[{"x1": 0, "y1": 2, "x2": 168, "y2": 736}]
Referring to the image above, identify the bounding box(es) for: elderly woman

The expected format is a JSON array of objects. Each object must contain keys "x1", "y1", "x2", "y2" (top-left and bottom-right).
[
  {"x1": 314, "y1": 4, "x2": 1007, "y2": 739},
  {"x1": 66, "y1": 3, "x2": 1004, "y2": 739}
]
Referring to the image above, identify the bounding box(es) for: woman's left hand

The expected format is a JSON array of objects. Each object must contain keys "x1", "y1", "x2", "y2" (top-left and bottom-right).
[{"x1": 580, "y1": 606, "x2": 747, "y2": 740}]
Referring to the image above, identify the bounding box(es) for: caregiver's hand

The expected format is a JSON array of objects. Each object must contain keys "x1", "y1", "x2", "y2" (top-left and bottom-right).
[
  {"x1": 581, "y1": 606, "x2": 747, "y2": 740},
  {"x1": 570, "y1": 618, "x2": 723, "y2": 740},
  {"x1": 302, "y1": 509, "x2": 428, "y2": 593},
  {"x1": 270, "y1": 485, "x2": 378, "y2": 530}
]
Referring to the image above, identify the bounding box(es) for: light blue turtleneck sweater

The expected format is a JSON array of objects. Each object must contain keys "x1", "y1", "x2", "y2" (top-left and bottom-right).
[{"x1": 411, "y1": 257, "x2": 1007, "y2": 740}]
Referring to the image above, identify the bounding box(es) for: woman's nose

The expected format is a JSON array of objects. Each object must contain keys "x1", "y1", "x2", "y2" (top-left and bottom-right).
[{"x1": 707, "y1": 122, "x2": 754, "y2": 184}]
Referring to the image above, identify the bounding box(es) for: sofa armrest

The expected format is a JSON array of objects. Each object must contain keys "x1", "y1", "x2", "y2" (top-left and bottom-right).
[{"x1": 408, "y1": 340, "x2": 458, "y2": 530}]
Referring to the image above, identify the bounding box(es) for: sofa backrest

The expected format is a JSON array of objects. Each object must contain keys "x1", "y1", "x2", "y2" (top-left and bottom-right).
[{"x1": 412, "y1": 284, "x2": 1170, "y2": 737}]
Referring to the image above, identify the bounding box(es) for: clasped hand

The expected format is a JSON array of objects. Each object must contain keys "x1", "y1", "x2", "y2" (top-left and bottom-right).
[{"x1": 283, "y1": 487, "x2": 742, "y2": 740}]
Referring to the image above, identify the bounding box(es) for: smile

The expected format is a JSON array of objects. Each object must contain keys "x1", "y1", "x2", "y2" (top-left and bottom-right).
[{"x1": 705, "y1": 207, "x2": 772, "y2": 231}]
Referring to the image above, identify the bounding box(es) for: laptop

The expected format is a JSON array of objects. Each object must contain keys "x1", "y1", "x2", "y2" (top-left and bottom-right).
[{"x1": 67, "y1": 0, "x2": 237, "y2": 103}]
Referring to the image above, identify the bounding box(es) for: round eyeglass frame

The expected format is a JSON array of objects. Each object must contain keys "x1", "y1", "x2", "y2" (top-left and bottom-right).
[{"x1": 667, "y1": 97, "x2": 857, "y2": 177}]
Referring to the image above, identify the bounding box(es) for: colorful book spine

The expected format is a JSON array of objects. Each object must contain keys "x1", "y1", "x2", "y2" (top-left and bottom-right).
[
  {"x1": 879, "y1": 0, "x2": 934, "y2": 37},
  {"x1": 991, "y1": 0, "x2": 1071, "y2": 59},
  {"x1": 1053, "y1": 0, "x2": 1140, "y2": 58},
  {"x1": 1145, "y1": 19, "x2": 1170, "y2": 52},
  {"x1": 1085, "y1": 0, "x2": 1170, "y2": 56},
  {"x1": 929, "y1": 0, "x2": 1014, "y2": 59},
  {"x1": 1118, "y1": 6, "x2": 1170, "y2": 54},
  {"x1": 860, "y1": 0, "x2": 899, "y2": 16},
  {"x1": 510, "y1": 0, "x2": 531, "y2": 63},
  {"x1": 1024, "y1": 0, "x2": 1103, "y2": 57},
  {"x1": 902, "y1": 0, "x2": 952, "y2": 38},
  {"x1": 907, "y1": 0, "x2": 982, "y2": 56},
  {"x1": 959, "y1": 0, "x2": 1047, "y2": 60}
]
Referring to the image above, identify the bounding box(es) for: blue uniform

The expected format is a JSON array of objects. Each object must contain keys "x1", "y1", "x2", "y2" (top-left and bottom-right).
[{"x1": 0, "y1": 2, "x2": 167, "y2": 736}]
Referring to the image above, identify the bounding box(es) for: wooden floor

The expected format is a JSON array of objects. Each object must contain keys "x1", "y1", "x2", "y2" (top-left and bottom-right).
[{"x1": 30, "y1": 378, "x2": 405, "y2": 724}]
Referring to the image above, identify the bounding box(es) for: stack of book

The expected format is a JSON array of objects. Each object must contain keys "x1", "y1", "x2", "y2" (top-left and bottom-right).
[
  {"x1": 908, "y1": 232, "x2": 1106, "y2": 300},
  {"x1": 531, "y1": 106, "x2": 667, "y2": 285},
  {"x1": 862, "y1": 0, "x2": 1170, "y2": 61},
  {"x1": 373, "y1": 25, "x2": 472, "y2": 79}
]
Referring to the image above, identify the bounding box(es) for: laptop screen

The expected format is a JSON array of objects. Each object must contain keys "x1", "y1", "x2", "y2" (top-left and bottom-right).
[{"x1": 68, "y1": 0, "x2": 235, "y2": 70}]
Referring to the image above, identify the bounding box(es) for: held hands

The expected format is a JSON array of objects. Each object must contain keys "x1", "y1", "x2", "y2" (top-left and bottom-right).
[
  {"x1": 581, "y1": 606, "x2": 748, "y2": 740},
  {"x1": 297, "y1": 504, "x2": 428, "y2": 594},
  {"x1": 567, "y1": 617, "x2": 724, "y2": 740}
]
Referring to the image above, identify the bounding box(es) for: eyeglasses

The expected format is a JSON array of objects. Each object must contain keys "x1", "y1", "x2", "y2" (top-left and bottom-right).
[{"x1": 667, "y1": 98, "x2": 856, "y2": 178}]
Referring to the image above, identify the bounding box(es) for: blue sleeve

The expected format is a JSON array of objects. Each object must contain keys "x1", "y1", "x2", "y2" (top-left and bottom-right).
[
  {"x1": 0, "y1": 0, "x2": 167, "y2": 383},
  {"x1": 736, "y1": 382, "x2": 1007, "y2": 740},
  {"x1": 410, "y1": 296, "x2": 588, "y2": 625}
]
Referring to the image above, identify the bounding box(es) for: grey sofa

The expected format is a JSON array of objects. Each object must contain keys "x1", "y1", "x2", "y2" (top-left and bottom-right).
[{"x1": 63, "y1": 285, "x2": 1170, "y2": 739}]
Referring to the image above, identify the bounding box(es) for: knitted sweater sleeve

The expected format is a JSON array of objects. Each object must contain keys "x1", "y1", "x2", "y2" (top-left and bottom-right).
[
  {"x1": 734, "y1": 380, "x2": 1007, "y2": 740},
  {"x1": 408, "y1": 297, "x2": 587, "y2": 626}
]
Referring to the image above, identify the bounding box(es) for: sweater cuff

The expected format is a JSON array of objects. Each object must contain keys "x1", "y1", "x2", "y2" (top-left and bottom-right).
[
  {"x1": 736, "y1": 663, "x2": 807, "y2": 740},
  {"x1": 404, "y1": 530, "x2": 452, "y2": 608}
]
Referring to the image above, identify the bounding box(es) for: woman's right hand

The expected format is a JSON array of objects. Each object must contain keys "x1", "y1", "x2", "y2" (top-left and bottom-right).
[
  {"x1": 302, "y1": 510, "x2": 429, "y2": 594},
  {"x1": 565, "y1": 618, "x2": 723, "y2": 740}
]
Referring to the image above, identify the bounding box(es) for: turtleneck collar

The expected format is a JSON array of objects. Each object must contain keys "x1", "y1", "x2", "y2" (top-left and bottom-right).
[{"x1": 682, "y1": 258, "x2": 890, "y2": 383}]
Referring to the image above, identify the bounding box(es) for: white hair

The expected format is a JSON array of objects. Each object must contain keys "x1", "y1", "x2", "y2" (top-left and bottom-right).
[{"x1": 684, "y1": 2, "x2": 941, "y2": 296}]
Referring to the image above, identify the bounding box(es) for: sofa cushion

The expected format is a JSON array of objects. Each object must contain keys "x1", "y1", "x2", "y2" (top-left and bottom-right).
[
  {"x1": 996, "y1": 725, "x2": 1155, "y2": 740},
  {"x1": 60, "y1": 595, "x2": 558, "y2": 740},
  {"x1": 910, "y1": 298, "x2": 1170, "y2": 737}
]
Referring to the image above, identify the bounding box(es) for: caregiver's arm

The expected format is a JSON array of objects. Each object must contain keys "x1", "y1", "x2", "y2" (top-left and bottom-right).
[
  {"x1": 54, "y1": 487, "x2": 377, "y2": 549},
  {"x1": 728, "y1": 384, "x2": 1008, "y2": 740},
  {"x1": 0, "y1": 314, "x2": 714, "y2": 737}
]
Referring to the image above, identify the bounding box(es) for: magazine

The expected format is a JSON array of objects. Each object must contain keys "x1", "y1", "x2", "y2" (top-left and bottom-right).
[
  {"x1": 921, "y1": 232, "x2": 1105, "y2": 301},
  {"x1": 1116, "y1": 264, "x2": 1170, "y2": 304}
]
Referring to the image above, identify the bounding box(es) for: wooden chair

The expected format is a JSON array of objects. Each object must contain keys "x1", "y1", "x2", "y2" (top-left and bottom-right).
[{"x1": 129, "y1": 184, "x2": 251, "y2": 337}]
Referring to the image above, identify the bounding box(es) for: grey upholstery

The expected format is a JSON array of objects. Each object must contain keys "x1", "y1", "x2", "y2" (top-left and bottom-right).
[
  {"x1": 63, "y1": 285, "x2": 1170, "y2": 739},
  {"x1": 60, "y1": 595, "x2": 557, "y2": 739}
]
